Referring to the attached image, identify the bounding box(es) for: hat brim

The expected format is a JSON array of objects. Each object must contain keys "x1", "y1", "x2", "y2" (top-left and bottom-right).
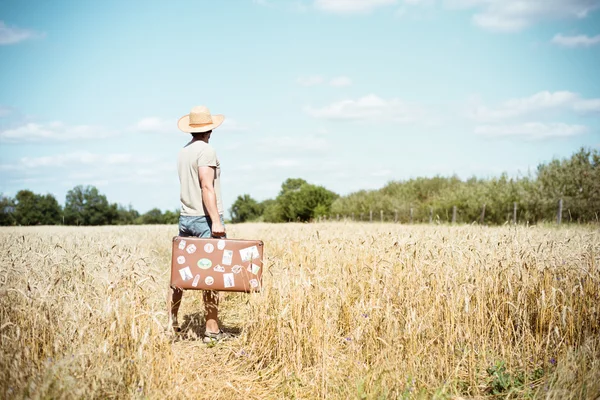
[{"x1": 178, "y1": 114, "x2": 225, "y2": 133}]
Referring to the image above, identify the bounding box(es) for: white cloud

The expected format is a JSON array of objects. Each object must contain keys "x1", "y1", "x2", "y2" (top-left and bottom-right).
[
  {"x1": 329, "y1": 76, "x2": 353, "y2": 87},
  {"x1": 552, "y1": 33, "x2": 600, "y2": 47},
  {"x1": 444, "y1": 0, "x2": 600, "y2": 32},
  {"x1": 297, "y1": 75, "x2": 325, "y2": 86},
  {"x1": 0, "y1": 121, "x2": 116, "y2": 143},
  {"x1": 314, "y1": 0, "x2": 397, "y2": 13},
  {"x1": 0, "y1": 21, "x2": 43, "y2": 45},
  {"x1": 474, "y1": 123, "x2": 588, "y2": 139},
  {"x1": 134, "y1": 117, "x2": 172, "y2": 133},
  {"x1": 573, "y1": 98, "x2": 600, "y2": 113},
  {"x1": 0, "y1": 152, "x2": 135, "y2": 171},
  {"x1": 469, "y1": 91, "x2": 600, "y2": 122},
  {"x1": 0, "y1": 151, "x2": 175, "y2": 191},
  {"x1": 306, "y1": 94, "x2": 425, "y2": 122}
]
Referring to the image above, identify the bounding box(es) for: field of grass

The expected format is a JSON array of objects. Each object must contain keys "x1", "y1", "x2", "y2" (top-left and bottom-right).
[{"x1": 1, "y1": 223, "x2": 599, "y2": 399}]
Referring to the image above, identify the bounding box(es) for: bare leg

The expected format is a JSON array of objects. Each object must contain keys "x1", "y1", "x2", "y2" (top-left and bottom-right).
[
  {"x1": 203, "y1": 290, "x2": 220, "y2": 333},
  {"x1": 167, "y1": 285, "x2": 183, "y2": 332}
]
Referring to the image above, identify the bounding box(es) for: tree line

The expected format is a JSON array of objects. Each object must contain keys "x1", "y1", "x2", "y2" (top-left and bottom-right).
[
  {"x1": 230, "y1": 148, "x2": 600, "y2": 225},
  {"x1": 2, "y1": 148, "x2": 598, "y2": 226},
  {"x1": 0, "y1": 185, "x2": 179, "y2": 226}
]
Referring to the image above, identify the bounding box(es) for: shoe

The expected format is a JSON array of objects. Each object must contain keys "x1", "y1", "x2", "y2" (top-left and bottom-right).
[{"x1": 202, "y1": 330, "x2": 232, "y2": 344}]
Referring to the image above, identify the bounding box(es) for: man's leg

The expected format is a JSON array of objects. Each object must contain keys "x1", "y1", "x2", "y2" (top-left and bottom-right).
[
  {"x1": 203, "y1": 290, "x2": 220, "y2": 333},
  {"x1": 167, "y1": 285, "x2": 183, "y2": 331}
]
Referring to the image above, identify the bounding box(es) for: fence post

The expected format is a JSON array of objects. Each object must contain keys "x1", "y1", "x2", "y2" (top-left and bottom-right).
[
  {"x1": 452, "y1": 206, "x2": 457, "y2": 224},
  {"x1": 360, "y1": 213, "x2": 363, "y2": 221},
  {"x1": 429, "y1": 207, "x2": 433, "y2": 224},
  {"x1": 513, "y1": 202, "x2": 517, "y2": 225},
  {"x1": 409, "y1": 208, "x2": 414, "y2": 224},
  {"x1": 369, "y1": 210, "x2": 373, "y2": 223},
  {"x1": 480, "y1": 204, "x2": 486, "y2": 225},
  {"x1": 557, "y1": 198, "x2": 563, "y2": 225},
  {"x1": 394, "y1": 210, "x2": 398, "y2": 223},
  {"x1": 380, "y1": 210, "x2": 383, "y2": 223}
]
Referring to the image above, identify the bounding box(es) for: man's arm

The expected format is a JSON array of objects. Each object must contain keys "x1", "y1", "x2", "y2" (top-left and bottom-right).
[{"x1": 198, "y1": 166, "x2": 225, "y2": 237}]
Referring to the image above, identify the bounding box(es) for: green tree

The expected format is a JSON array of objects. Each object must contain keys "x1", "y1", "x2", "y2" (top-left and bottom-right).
[
  {"x1": 163, "y1": 209, "x2": 180, "y2": 224},
  {"x1": 38, "y1": 194, "x2": 62, "y2": 225},
  {"x1": 327, "y1": 148, "x2": 600, "y2": 225},
  {"x1": 115, "y1": 204, "x2": 140, "y2": 225},
  {"x1": 230, "y1": 194, "x2": 262, "y2": 223},
  {"x1": 260, "y1": 199, "x2": 283, "y2": 223},
  {"x1": 64, "y1": 185, "x2": 117, "y2": 225},
  {"x1": 0, "y1": 194, "x2": 16, "y2": 226},
  {"x1": 14, "y1": 190, "x2": 62, "y2": 225},
  {"x1": 14, "y1": 190, "x2": 43, "y2": 225},
  {"x1": 141, "y1": 208, "x2": 164, "y2": 224},
  {"x1": 278, "y1": 180, "x2": 338, "y2": 222},
  {"x1": 279, "y1": 178, "x2": 308, "y2": 195},
  {"x1": 537, "y1": 148, "x2": 600, "y2": 222}
]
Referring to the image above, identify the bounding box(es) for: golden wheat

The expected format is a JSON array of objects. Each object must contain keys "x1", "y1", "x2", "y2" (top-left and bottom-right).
[{"x1": 1, "y1": 223, "x2": 599, "y2": 399}]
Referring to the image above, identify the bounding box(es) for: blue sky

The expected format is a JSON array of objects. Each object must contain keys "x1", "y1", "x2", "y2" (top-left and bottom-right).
[{"x1": 1, "y1": 0, "x2": 599, "y2": 215}]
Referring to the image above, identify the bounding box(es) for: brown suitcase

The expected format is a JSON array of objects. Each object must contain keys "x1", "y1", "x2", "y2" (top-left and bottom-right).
[{"x1": 170, "y1": 236, "x2": 263, "y2": 292}]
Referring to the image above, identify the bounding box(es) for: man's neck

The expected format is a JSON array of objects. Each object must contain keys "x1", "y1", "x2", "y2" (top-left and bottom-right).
[{"x1": 190, "y1": 136, "x2": 209, "y2": 144}]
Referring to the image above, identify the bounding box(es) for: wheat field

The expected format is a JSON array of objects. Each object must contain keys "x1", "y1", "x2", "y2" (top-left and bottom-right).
[{"x1": 0, "y1": 223, "x2": 599, "y2": 399}]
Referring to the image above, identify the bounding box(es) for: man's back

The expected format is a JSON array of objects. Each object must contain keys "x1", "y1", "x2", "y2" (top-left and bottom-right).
[{"x1": 177, "y1": 140, "x2": 224, "y2": 217}]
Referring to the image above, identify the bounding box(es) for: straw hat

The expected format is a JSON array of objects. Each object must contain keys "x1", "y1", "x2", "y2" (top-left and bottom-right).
[{"x1": 178, "y1": 106, "x2": 225, "y2": 133}]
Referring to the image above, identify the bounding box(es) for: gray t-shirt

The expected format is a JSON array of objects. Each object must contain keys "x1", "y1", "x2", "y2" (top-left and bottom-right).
[{"x1": 177, "y1": 140, "x2": 223, "y2": 217}]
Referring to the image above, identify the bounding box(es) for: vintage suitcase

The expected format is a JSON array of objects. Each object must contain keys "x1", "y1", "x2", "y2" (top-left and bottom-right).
[{"x1": 170, "y1": 237, "x2": 263, "y2": 292}]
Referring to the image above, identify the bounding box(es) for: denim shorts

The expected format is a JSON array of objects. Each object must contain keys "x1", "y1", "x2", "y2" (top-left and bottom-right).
[{"x1": 179, "y1": 215, "x2": 226, "y2": 238}]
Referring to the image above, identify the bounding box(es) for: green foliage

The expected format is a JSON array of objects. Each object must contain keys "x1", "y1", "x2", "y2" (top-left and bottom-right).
[
  {"x1": 115, "y1": 204, "x2": 140, "y2": 225},
  {"x1": 276, "y1": 179, "x2": 338, "y2": 222},
  {"x1": 279, "y1": 178, "x2": 308, "y2": 196},
  {"x1": 261, "y1": 199, "x2": 283, "y2": 223},
  {"x1": 14, "y1": 190, "x2": 62, "y2": 225},
  {"x1": 2, "y1": 147, "x2": 598, "y2": 226},
  {"x1": 230, "y1": 194, "x2": 262, "y2": 223},
  {"x1": 137, "y1": 208, "x2": 179, "y2": 224},
  {"x1": 0, "y1": 187, "x2": 178, "y2": 226},
  {"x1": 484, "y1": 360, "x2": 546, "y2": 397},
  {"x1": 536, "y1": 148, "x2": 600, "y2": 222},
  {"x1": 162, "y1": 210, "x2": 180, "y2": 224},
  {"x1": 64, "y1": 185, "x2": 117, "y2": 225},
  {"x1": 141, "y1": 208, "x2": 164, "y2": 224},
  {"x1": 331, "y1": 148, "x2": 600, "y2": 224},
  {"x1": 0, "y1": 194, "x2": 16, "y2": 226}
]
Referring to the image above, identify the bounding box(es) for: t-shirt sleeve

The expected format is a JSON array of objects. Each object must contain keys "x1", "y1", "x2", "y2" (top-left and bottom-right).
[{"x1": 196, "y1": 146, "x2": 218, "y2": 167}]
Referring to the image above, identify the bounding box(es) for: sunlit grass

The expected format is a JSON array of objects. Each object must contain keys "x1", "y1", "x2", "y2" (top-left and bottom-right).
[{"x1": 1, "y1": 223, "x2": 598, "y2": 399}]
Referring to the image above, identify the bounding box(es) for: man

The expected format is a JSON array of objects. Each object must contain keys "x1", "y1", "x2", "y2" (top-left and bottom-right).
[{"x1": 168, "y1": 105, "x2": 227, "y2": 342}]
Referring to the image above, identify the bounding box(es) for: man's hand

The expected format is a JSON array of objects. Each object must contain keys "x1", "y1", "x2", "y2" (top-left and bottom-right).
[{"x1": 211, "y1": 220, "x2": 226, "y2": 238}]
